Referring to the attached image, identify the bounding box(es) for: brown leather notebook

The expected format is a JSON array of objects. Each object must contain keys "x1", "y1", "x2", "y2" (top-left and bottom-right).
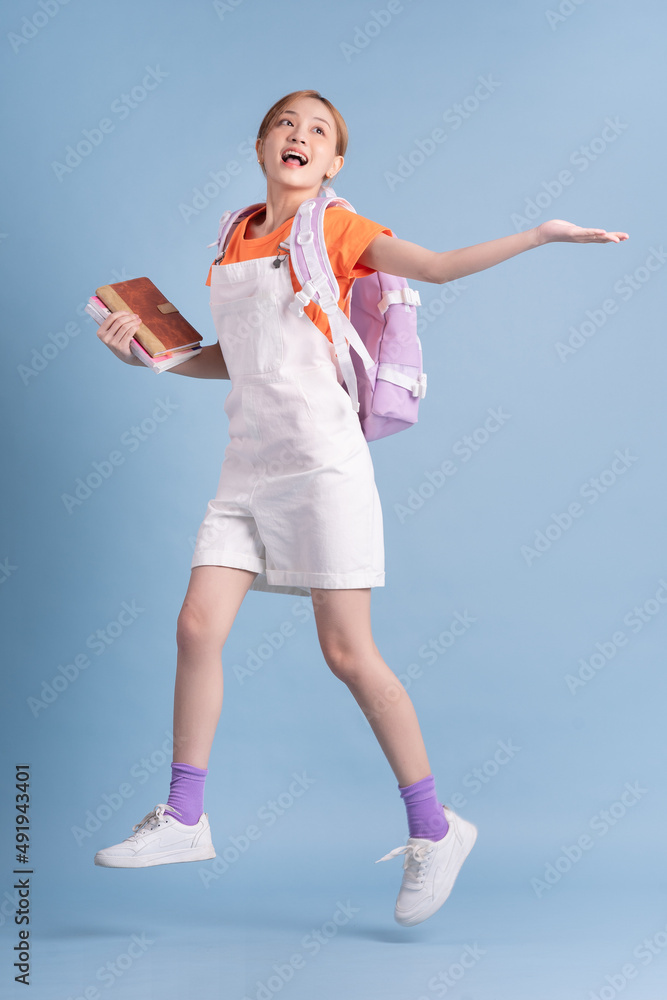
[{"x1": 95, "y1": 277, "x2": 202, "y2": 358}]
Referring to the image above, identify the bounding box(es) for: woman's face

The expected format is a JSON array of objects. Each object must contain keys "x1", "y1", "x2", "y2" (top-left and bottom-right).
[{"x1": 257, "y1": 96, "x2": 343, "y2": 191}]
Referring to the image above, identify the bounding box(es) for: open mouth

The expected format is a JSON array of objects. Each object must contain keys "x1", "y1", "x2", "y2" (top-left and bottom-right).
[{"x1": 281, "y1": 148, "x2": 309, "y2": 167}]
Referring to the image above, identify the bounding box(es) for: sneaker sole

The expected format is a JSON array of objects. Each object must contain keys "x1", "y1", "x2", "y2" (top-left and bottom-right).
[
  {"x1": 395, "y1": 818, "x2": 478, "y2": 926},
  {"x1": 94, "y1": 845, "x2": 216, "y2": 868}
]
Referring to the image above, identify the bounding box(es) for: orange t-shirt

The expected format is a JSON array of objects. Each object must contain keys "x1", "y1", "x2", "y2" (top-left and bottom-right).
[{"x1": 205, "y1": 205, "x2": 392, "y2": 344}]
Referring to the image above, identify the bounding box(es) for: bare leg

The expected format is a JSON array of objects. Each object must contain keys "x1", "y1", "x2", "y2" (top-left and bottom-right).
[
  {"x1": 310, "y1": 587, "x2": 431, "y2": 787},
  {"x1": 172, "y1": 565, "x2": 257, "y2": 768}
]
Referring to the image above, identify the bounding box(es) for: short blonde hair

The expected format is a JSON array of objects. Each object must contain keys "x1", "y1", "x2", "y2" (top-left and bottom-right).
[{"x1": 256, "y1": 90, "x2": 348, "y2": 184}]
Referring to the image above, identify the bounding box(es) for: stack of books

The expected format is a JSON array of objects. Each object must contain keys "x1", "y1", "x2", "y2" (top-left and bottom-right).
[{"x1": 85, "y1": 277, "x2": 203, "y2": 373}]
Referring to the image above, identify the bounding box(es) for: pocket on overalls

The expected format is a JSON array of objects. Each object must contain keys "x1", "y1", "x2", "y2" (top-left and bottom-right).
[{"x1": 211, "y1": 292, "x2": 284, "y2": 377}]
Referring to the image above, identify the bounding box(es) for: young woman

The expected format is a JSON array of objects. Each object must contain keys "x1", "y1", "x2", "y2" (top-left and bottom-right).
[{"x1": 92, "y1": 90, "x2": 628, "y2": 927}]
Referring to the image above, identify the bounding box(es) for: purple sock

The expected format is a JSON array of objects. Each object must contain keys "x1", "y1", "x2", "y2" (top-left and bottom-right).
[
  {"x1": 164, "y1": 762, "x2": 208, "y2": 825},
  {"x1": 399, "y1": 774, "x2": 449, "y2": 841}
]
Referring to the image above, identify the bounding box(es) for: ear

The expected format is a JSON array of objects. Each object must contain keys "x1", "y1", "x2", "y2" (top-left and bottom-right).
[
  {"x1": 325, "y1": 154, "x2": 344, "y2": 181},
  {"x1": 255, "y1": 138, "x2": 262, "y2": 161}
]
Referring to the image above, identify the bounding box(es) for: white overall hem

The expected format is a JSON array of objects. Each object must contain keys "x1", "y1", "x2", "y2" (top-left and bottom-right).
[{"x1": 190, "y1": 549, "x2": 385, "y2": 595}]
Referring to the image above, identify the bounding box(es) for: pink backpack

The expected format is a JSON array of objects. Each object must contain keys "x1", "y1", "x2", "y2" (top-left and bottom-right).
[{"x1": 207, "y1": 185, "x2": 427, "y2": 441}]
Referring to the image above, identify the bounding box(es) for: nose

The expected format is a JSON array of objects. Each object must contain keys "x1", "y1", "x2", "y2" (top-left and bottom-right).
[{"x1": 287, "y1": 124, "x2": 307, "y2": 144}]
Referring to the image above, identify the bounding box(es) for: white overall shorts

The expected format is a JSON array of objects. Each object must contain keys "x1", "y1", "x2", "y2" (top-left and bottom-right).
[{"x1": 190, "y1": 250, "x2": 385, "y2": 597}]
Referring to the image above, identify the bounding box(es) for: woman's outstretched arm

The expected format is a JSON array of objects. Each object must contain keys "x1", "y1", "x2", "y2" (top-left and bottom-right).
[{"x1": 359, "y1": 220, "x2": 629, "y2": 285}]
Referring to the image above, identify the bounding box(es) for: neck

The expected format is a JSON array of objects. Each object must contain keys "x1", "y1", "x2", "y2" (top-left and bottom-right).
[{"x1": 255, "y1": 178, "x2": 325, "y2": 237}]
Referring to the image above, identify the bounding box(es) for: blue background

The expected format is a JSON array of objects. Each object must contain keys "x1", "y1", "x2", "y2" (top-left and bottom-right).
[{"x1": 2, "y1": 0, "x2": 666, "y2": 997}]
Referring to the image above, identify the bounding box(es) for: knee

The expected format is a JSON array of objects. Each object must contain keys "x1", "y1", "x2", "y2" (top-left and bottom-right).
[
  {"x1": 320, "y1": 642, "x2": 367, "y2": 686},
  {"x1": 176, "y1": 602, "x2": 219, "y2": 651}
]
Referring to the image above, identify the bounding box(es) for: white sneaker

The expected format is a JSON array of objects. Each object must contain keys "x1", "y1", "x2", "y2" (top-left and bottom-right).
[
  {"x1": 375, "y1": 805, "x2": 477, "y2": 926},
  {"x1": 94, "y1": 804, "x2": 216, "y2": 868}
]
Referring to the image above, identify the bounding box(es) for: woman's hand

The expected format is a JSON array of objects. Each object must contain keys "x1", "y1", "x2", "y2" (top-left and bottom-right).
[
  {"x1": 96, "y1": 310, "x2": 144, "y2": 366},
  {"x1": 536, "y1": 219, "x2": 630, "y2": 245}
]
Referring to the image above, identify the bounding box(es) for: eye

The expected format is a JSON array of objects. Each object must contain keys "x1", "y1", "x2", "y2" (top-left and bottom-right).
[{"x1": 277, "y1": 117, "x2": 325, "y2": 135}]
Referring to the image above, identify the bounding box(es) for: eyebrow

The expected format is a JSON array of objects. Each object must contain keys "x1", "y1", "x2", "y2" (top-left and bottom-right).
[{"x1": 281, "y1": 110, "x2": 331, "y2": 127}]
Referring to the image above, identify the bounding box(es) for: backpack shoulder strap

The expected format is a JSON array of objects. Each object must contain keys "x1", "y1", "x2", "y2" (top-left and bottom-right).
[
  {"x1": 286, "y1": 191, "x2": 374, "y2": 413},
  {"x1": 288, "y1": 193, "x2": 356, "y2": 309},
  {"x1": 206, "y1": 203, "x2": 265, "y2": 262}
]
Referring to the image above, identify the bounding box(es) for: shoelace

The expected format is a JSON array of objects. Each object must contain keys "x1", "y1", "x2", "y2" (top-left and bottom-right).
[
  {"x1": 375, "y1": 841, "x2": 435, "y2": 887},
  {"x1": 130, "y1": 803, "x2": 179, "y2": 838}
]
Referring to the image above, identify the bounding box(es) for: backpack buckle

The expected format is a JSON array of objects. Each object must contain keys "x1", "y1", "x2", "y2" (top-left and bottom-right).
[
  {"x1": 289, "y1": 283, "x2": 316, "y2": 317},
  {"x1": 413, "y1": 373, "x2": 428, "y2": 398},
  {"x1": 378, "y1": 286, "x2": 422, "y2": 314}
]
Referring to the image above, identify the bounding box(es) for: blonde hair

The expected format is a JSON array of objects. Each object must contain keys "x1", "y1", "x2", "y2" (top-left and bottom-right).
[{"x1": 256, "y1": 90, "x2": 348, "y2": 186}]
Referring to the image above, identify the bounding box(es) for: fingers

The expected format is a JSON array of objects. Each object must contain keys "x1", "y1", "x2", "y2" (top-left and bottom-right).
[
  {"x1": 591, "y1": 231, "x2": 629, "y2": 243},
  {"x1": 97, "y1": 310, "x2": 142, "y2": 343},
  {"x1": 586, "y1": 229, "x2": 630, "y2": 242},
  {"x1": 581, "y1": 229, "x2": 607, "y2": 241}
]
